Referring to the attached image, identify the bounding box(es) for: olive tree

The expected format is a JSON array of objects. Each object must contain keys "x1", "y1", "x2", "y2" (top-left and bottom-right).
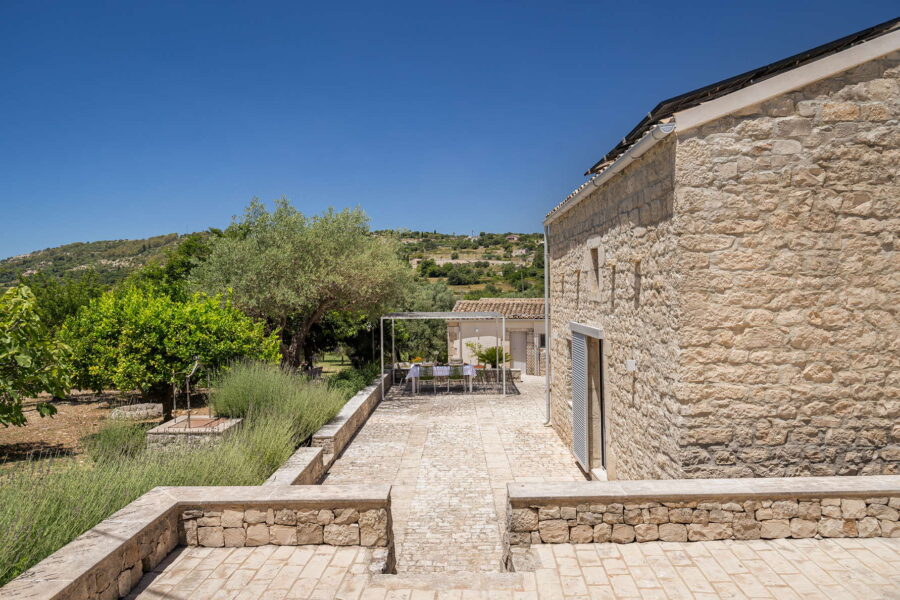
[{"x1": 191, "y1": 200, "x2": 411, "y2": 367}]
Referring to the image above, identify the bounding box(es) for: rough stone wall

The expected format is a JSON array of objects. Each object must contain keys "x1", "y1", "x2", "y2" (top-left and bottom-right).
[
  {"x1": 180, "y1": 506, "x2": 390, "y2": 549},
  {"x1": 548, "y1": 139, "x2": 683, "y2": 479},
  {"x1": 509, "y1": 496, "x2": 900, "y2": 546},
  {"x1": 673, "y1": 51, "x2": 900, "y2": 477},
  {"x1": 83, "y1": 511, "x2": 178, "y2": 600}
]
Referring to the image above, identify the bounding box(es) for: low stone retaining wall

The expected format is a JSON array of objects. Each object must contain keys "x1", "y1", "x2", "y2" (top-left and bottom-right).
[
  {"x1": 146, "y1": 415, "x2": 242, "y2": 449},
  {"x1": 311, "y1": 373, "x2": 391, "y2": 469},
  {"x1": 2, "y1": 485, "x2": 392, "y2": 600},
  {"x1": 507, "y1": 476, "x2": 900, "y2": 548},
  {"x1": 264, "y1": 446, "x2": 325, "y2": 485},
  {"x1": 182, "y1": 505, "x2": 388, "y2": 548}
]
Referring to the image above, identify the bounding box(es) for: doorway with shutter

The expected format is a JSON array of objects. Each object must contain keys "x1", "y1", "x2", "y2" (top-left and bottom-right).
[{"x1": 569, "y1": 322, "x2": 608, "y2": 479}]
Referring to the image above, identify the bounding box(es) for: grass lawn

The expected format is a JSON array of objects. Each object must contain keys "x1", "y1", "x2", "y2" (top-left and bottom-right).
[{"x1": 317, "y1": 351, "x2": 352, "y2": 374}]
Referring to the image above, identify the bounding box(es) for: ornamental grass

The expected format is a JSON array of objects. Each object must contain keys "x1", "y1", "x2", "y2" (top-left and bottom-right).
[{"x1": 0, "y1": 360, "x2": 366, "y2": 586}]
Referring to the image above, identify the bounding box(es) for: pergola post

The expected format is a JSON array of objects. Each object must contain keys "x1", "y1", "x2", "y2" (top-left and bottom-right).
[
  {"x1": 502, "y1": 316, "x2": 506, "y2": 395},
  {"x1": 379, "y1": 317, "x2": 385, "y2": 401},
  {"x1": 495, "y1": 316, "x2": 500, "y2": 390}
]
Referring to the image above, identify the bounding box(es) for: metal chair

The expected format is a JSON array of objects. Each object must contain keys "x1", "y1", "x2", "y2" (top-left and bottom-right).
[
  {"x1": 447, "y1": 364, "x2": 466, "y2": 392},
  {"x1": 418, "y1": 365, "x2": 435, "y2": 394}
]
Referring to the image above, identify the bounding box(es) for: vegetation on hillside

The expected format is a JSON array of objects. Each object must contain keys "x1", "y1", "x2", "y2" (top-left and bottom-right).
[
  {"x1": 2, "y1": 228, "x2": 544, "y2": 300},
  {"x1": 0, "y1": 234, "x2": 183, "y2": 287}
]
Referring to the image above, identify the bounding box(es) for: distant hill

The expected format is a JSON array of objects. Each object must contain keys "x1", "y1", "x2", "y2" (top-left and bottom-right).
[
  {"x1": 1, "y1": 229, "x2": 544, "y2": 298},
  {"x1": 0, "y1": 234, "x2": 184, "y2": 286}
]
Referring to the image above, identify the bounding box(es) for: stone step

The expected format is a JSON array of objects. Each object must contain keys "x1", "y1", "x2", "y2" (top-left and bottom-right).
[{"x1": 369, "y1": 571, "x2": 527, "y2": 592}]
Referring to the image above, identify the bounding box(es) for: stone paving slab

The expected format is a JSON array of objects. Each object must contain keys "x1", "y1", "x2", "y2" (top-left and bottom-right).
[
  {"x1": 321, "y1": 376, "x2": 586, "y2": 573},
  {"x1": 128, "y1": 537, "x2": 900, "y2": 599}
]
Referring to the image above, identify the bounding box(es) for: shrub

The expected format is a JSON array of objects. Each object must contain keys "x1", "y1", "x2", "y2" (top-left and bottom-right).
[
  {"x1": 83, "y1": 420, "x2": 149, "y2": 464},
  {"x1": 61, "y1": 286, "x2": 279, "y2": 401},
  {"x1": 209, "y1": 361, "x2": 346, "y2": 442},
  {"x1": 325, "y1": 363, "x2": 380, "y2": 397},
  {"x1": 465, "y1": 341, "x2": 509, "y2": 367}
]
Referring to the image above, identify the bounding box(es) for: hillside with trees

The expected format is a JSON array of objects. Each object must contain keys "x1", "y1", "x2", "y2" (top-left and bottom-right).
[{"x1": 1, "y1": 228, "x2": 544, "y2": 299}]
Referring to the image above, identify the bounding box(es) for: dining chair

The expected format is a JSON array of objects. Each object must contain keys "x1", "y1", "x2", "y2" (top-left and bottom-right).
[
  {"x1": 447, "y1": 364, "x2": 466, "y2": 392},
  {"x1": 418, "y1": 365, "x2": 436, "y2": 394}
]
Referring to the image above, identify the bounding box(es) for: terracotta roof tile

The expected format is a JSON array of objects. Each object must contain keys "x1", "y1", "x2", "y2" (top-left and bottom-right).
[{"x1": 452, "y1": 298, "x2": 544, "y2": 319}]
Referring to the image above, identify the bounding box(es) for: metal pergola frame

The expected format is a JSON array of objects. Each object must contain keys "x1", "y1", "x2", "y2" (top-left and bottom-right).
[{"x1": 380, "y1": 311, "x2": 507, "y2": 399}]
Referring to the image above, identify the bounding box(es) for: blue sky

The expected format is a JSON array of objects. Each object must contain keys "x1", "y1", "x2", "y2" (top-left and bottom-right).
[{"x1": 0, "y1": 1, "x2": 896, "y2": 258}]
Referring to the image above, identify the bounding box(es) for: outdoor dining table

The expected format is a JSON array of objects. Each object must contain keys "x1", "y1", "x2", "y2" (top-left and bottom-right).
[{"x1": 405, "y1": 364, "x2": 477, "y2": 393}]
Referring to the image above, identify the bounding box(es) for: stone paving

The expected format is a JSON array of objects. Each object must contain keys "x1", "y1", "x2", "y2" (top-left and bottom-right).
[
  {"x1": 125, "y1": 378, "x2": 900, "y2": 598},
  {"x1": 129, "y1": 537, "x2": 900, "y2": 599},
  {"x1": 321, "y1": 375, "x2": 586, "y2": 573}
]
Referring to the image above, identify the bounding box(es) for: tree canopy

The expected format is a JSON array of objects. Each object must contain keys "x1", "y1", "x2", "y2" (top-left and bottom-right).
[
  {"x1": 191, "y1": 200, "x2": 411, "y2": 366},
  {"x1": 0, "y1": 286, "x2": 70, "y2": 426},
  {"x1": 62, "y1": 285, "x2": 279, "y2": 409}
]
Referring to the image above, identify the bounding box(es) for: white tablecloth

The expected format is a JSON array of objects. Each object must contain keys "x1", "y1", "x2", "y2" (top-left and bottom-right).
[{"x1": 405, "y1": 365, "x2": 477, "y2": 379}]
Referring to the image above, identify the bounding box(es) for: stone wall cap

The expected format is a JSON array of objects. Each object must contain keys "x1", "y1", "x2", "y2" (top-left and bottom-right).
[
  {"x1": 265, "y1": 447, "x2": 324, "y2": 486},
  {"x1": 169, "y1": 484, "x2": 391, "y2": 506},
  {"x1": 508, "y1": 475, "x2": 900, "y2": 505},
  {"x1": 312, "y1": 375, "x2": 386, "y2": 439},
  {"x1": 146, "y1": 415, "x2": 242, "y2": 435}
]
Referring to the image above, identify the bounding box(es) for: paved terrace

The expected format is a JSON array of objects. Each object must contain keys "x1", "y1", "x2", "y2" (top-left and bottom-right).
[
  {"x1": 117, "y1": 377, "x2": 900, "y2": 599},
  {"x1": 321, "y1": 375, "x2": 586, "y2": 573},
  {"x1": 129, "y1": 537, "x2": 900, "y2": 599}
]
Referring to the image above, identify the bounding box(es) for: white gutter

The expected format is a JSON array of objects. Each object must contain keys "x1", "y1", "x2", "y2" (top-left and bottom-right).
[
  {"x1": 543, "y1": 222, "x2": 551, "y2": 426},
  {"x1": 544, "y1": 122, "x2": 677, "y2": 226}
]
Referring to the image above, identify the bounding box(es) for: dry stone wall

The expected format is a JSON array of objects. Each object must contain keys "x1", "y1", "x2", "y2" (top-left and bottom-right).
[
  {"x1": 509, "y1": 496, "x2": 900, "y2": 547},
  {"x1": 180, "y1": 506, "x2": 390, "y2": 548},
  {"x1": 547, "y1": 139, "x2": 683, "y2": 479},
  {"x1": 673, "y1": 51, "x2": 900, "y2": 478}
]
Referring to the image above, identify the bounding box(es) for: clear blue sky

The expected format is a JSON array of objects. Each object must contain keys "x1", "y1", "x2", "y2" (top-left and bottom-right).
[{"x1": 0, "y1": 1, "x2": 896, "y2": 258}]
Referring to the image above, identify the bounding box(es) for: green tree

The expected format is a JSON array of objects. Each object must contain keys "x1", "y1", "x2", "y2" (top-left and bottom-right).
[
  {"x1": 128, "y1": 232, "x2": 216, "y2": 299},
  {"x1": 391, "y1": 280, "x2": 455, "y2": 362},
  {"x1": 61, "y1": 286, "x2": 278, "y2": 412},
  {"x1": 18, "y1": 270, "x2": 106, "y2": 329},
  {"x1": 0, "y1": 286, "x2": 70, "y2": 426},
  {"x1": 191, "y1": 200, "x2": 411, "y2": 367}
]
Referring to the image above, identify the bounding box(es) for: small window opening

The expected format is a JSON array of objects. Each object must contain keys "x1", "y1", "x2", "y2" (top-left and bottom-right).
[{"x1": 634, "y1": 260, "x2": 642, "y2": 308}]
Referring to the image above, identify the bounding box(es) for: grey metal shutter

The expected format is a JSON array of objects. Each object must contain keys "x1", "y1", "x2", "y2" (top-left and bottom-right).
[{"x1": 571, "y1": 331, "x2": 589, "y2": 470}]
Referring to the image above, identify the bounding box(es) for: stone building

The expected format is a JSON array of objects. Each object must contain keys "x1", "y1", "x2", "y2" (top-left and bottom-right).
[
  {"x1": 544, "y1": 20, "x2": 899, "y2": 481},
  {"x1": 448, "y1": 298, "x2": 546, "y2": 374}
]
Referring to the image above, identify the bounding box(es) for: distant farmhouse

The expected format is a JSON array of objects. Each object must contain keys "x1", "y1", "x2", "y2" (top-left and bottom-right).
[
  {"x1": 449, "y1": 298, "x2": 546, "y2": 375},
  {"x1": 544, "y1": 19, "x2": 899, "y2": 481}
]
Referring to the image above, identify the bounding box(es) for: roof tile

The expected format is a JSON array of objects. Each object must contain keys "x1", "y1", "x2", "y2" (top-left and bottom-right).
[{"x1": 452, "y1": 298, "x2": 544, "y2": 319}]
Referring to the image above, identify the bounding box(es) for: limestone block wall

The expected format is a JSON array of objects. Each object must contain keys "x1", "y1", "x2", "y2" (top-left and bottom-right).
[
  {"x1": 547, "y1": 139, "x2": 683, "y2": 479},
  {"x1": 673, "y1": 51, "x2": 900, "y2": 478},
  {"x1": 507, "y1": 476, "x2": 900, "y2": 548},
  {"x1": 510, "y1": 496, "x2": 900, "y2": 546},
  {"x1": 180, "y1": 506, "x2": 389, "y2": 548}
]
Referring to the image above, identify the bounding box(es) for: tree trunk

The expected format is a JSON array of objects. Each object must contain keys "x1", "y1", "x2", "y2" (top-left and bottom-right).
[
  {"x1": 143, "y1": 383, "x2": 175, "y2": 421},
  {"x1": 280, "y1": 306, "x2": 329, "y2": 369}
]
